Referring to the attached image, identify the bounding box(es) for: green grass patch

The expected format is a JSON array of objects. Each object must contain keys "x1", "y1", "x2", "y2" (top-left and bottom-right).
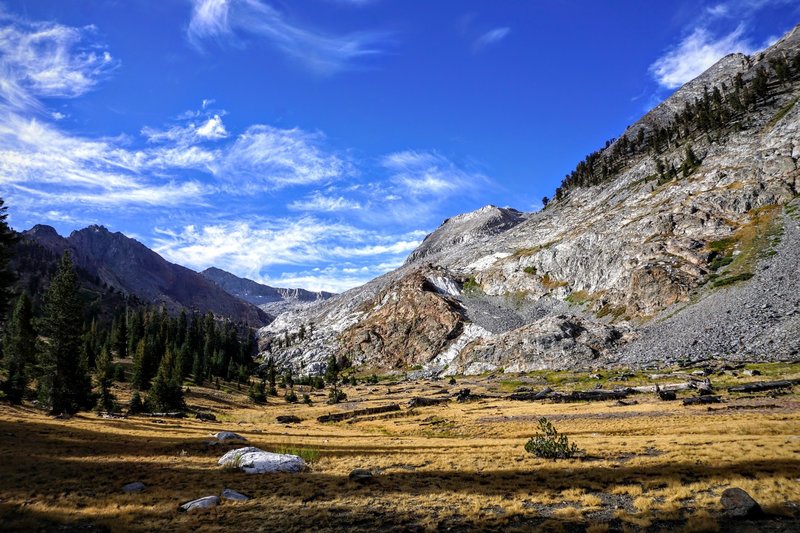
[
  {"x1": 711, "y1": 272, "x2": 754, "y2": 287},
  {"x1": 273, "y1": 444, "x2": 321, "y2": 463},
  {"x1": 523, "y1": 265, "x2": 537, "y2": 275},
  {"x1": 597, "y1": 304, "x2": 627, "y2": 320}
]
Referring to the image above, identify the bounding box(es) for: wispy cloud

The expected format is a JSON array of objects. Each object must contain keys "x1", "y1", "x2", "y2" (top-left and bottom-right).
[
  {"x1": 152, "y1": 217, "x2": 424, "y2": 292},
  {"x1": 649, "y1": 24, "x2": 757, "y2": 89},
  {"x1": 288, "y1": 191, "x2": 362, "y2": 212},
  {"x1": 0, "y1": 14, "x2": 118, "y2": 111},
  {"x1": 381, "y1": 150, "x2": 488, "y2": 197},
  {"x1": 473, "y1": 27, "x2": 510, "y2": 51},
  {"x1": 186, "y1": 0, "x2": 391, "y2": 74}
]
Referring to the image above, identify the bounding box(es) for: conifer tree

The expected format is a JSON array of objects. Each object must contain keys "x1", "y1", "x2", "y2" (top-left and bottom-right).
[
  {"x1": 147, "y1": 348, "x2": 183, "y2": 412},
  {"x1": 94, "y1": 345, "x2": 115, "y2": 413},
  {"x1": 37, "y1": 252, "x2": 92, "y2": 415},
  {"x1": 2, "y1": 292, "x2": 36, "y2": 403},
  {"x1": 0, "y1": 198, "x2": 17, "y2": 325}
]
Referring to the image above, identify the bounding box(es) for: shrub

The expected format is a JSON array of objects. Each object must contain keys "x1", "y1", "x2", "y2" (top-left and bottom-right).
[
  {"x1": 284, "y1": 390, "x2": 298, "y2": 403},
  {"x1": 524, "y1": 417, "x2": 584, "y2": 459},
  {"x1": 113, "y1": 364, "x2": 126, "y2": 382},
  {"x1": 367, "y1": 374, "x2": 379, "y2": 384},
  {"x1": 302, "y1": 393, "x2": 312, "y2": 405},
  {"x1": 249, "y1": 381, "x2": 266, "y2": 404},
  {"x1": 448, "y1": 376, "x2": 457, "y2": 385},
  {"x1": 523, "y1": 265, "x2": 537, "y2": 275},
  {"x1": 327, "y1": 389, "x2": 347, "y2": 404}
]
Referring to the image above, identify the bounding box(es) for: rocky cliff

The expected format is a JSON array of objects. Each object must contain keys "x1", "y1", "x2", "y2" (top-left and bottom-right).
[{"x1": 259, "y1": 25, "x2": 800, "y2": 374}]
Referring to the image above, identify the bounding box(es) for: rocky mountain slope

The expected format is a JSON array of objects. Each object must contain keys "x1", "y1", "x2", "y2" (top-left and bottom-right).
[
  {"x1": 201, "y1": 267, "x2": 334, "y2": 316},
  {"x1": 260, "y1": 25, "x2": 800, "y2": 374},
  {"x1": 23, "y1": 225, "x2": 270, "y2": 327}
]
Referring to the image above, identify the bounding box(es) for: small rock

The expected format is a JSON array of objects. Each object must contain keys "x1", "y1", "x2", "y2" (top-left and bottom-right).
[
  {"x1": 349, "y1": 468, "x2": 374, "y2": 483},
  {"x1": 122, "y1": 482, "x2": 145, "y2": 493},
  {"x1": 276, "y1": 415, "x2": 302, "y2": 424},
  {"x1": 213, "y1": 431, "x2": 247, "y2": 442},
  {"x1": 179, "y1": 495, "x2": 220, "y2": 512},
  {"x1": 721, "y1": 487, "x2": 763, "y2": 518},
  {"x1": 221, "y1": 488, "x2": 250, "y2": 501}
]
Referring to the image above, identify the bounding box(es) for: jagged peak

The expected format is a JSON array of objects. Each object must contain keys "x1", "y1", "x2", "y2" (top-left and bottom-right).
[{"x1": 25, "y1": 224, "x2": 61, "y2": 237}]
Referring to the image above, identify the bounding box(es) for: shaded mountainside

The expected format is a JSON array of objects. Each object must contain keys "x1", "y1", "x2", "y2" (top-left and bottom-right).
[
  {"x1": 201, "y1": 267, "x2": 334, "y2": 316},
  {"x1": 22, "y1": 225, "x2": 270, "y2": 327},
  {"x1": 259, "y1": 24, "x2": 800, "y2": 375}
]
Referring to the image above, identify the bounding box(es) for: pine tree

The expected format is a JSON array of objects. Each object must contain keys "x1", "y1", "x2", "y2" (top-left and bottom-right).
[
  {"x1": 2, "y1": 293, "x2": 36, "y2": 403},
  {"x1": 112, "y1": 311, "x2": 128, "y2": 359},
  {"x1": 94, "y1": 345, "x2": 115, "y2": 413},
  {"x1": 0, "y1": 198, "x2": 17, "y2": 325},
  {"x1": 37, "y1": 252, "x2": 92, "y2": 415}
]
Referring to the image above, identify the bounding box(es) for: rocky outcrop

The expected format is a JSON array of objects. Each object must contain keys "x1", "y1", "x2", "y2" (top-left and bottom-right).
[
  {"x1": 449, "y1": 315, "x2": 626, "y2": 374},
  {"x1": 337, "y1": 269, "x2": 465, "y2": 368},
  {"x1": 218, "y1": 447, "x2": 306, "y2": 474}
]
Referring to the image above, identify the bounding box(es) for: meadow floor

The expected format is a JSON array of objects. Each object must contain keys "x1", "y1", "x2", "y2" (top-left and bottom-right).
[{"x1": 1, "y1": 365, "x2": 799, "y2": 532}]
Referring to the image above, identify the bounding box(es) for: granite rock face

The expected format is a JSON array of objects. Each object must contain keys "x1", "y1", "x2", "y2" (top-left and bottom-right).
[{"x1": 259, "y1": 25, "x2": 800, "y2": 374}]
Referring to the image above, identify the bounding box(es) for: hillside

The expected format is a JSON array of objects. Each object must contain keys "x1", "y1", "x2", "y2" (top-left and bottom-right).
[{"x1": 260, "y1": 24, "x2": 800, "y2": 375}]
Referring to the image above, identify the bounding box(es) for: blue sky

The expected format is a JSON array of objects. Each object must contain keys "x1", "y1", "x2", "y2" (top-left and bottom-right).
[{"x1": 1, "y1": 0, "x2": 797, "y2": 292}]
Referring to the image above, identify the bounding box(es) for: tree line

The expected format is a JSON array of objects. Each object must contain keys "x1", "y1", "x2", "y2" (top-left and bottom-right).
[{"x1": 0, "y1": 199, "x2": 257, "y2": 415}]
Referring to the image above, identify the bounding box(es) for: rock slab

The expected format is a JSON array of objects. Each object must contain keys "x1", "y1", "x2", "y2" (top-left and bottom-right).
[
  {"x1": 221, "y1": 488, "x2": 250, "y2": 501},
  {"x1": 179, "y1": 495, "x2": 220, "y2": 512},
  {"x1": 213, "y1": 431, "x2": 247, "y2": 442},
  {"x1": 122, "y1": 482, "x2": 145, "y2": 493},
  {"x1": 218, "y1": 447, "x2": 306, "y2": 474}
]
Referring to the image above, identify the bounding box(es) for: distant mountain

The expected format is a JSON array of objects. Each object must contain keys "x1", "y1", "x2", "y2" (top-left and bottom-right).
[
  {"x1": 201, "y1": 267, "x2": 334, "y2": 316},
  {"x1": 22, "y1": 225, "x2": 270, "y2": 327}
]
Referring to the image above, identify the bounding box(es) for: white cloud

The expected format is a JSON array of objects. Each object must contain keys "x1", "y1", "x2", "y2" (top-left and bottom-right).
[
  {"x1": 288, "y1": 191, "x2": 361, "y2": 211},
  {"x1": 649, "y1": 24, "x2": 757, "y2": 89},
  {"x1": 474, "y1": 27, "x2": 511, "y2": 50},
  {"x1": 196, "y1": 114, "x2": 229, "y2": 139},
  {"x1": 0, "y1": 16, "x2": 118, "y2": 111},
  {"x1": 186, "y1": 0, "x2": 391, "y2": 74}
]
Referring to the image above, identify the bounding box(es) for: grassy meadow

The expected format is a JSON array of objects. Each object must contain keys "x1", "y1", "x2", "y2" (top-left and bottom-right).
[{"x1": 1, "y1": 364, "x2": 799, "y2": 532}]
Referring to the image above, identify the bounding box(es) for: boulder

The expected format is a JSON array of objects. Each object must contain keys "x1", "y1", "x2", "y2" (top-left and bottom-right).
[
  {"x1": 213, "y1": 431, "x2": 247, "y2": 442},
  {"x1": 221, "y1": 488, "x2": 250, "y2": 501},
  {"x1": 720, "y1": 487, "x2": 763, "y2": 518},
  {"x1": 122, "y1": 482, "x2": 145, "y2": 493},
  {"x1": 218, "y1": 447, "x2": 306, "y2": 474},
  {"x1": 179, "y1": 495, "x2": 219, "y2": 512},
  {"x1": 349, "y1": 468, "x2": 374, "y2": 483}
]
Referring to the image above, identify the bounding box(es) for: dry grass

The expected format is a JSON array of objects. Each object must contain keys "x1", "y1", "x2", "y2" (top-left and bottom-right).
[{"x1": 0, "y1": 366, "x2": 799, "y2": 531}]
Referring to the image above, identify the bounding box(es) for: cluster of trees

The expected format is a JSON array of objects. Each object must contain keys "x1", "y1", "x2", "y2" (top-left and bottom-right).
[
  {"x1": 553, "y1": 49, "x2": 800, "y2": 201},
  {"x1": 0, "y1": 199, "x2": 258, "y2": 415}
]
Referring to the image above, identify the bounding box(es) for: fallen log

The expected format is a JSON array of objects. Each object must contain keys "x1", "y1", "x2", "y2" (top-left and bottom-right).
[
  {"x1": 727, "y1": 380, "x2": 798, "y2": 394},
  {"x1": 508, "y1": 387, "x2": 553, "y2": 401},
  {"x1": 682, "y1": 395, "x2": 721, "y2": 406},
  {"x1": 407, "y1": 397, "x2": 450, "y2": 408},
  {"x1": 317, "y1": 404, "x2": 401, "y2": 423},
  {"x1": 549, "y1": 390, "x2": 628, "y2": 403}
]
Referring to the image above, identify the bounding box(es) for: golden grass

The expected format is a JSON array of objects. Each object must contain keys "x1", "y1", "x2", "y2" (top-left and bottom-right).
[{"x1": 0, "y1": 366, "x2": 798, "y2": 531}]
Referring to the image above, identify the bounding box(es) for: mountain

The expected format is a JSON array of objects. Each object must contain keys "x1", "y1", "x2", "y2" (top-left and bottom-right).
[
  {"x1": 259, "y1": 24, "x2": 800, "y2": 374},
  {"x1": 201, "y1": 267, "x2": 334, "y2": 316},
  {"x1": 22, "y1": 225, "x2": 270, "y2": 327}
]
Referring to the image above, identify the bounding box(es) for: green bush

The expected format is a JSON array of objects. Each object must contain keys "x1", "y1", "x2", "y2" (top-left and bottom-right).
[
  {"x1": 249, "y1": 381, "x2": 266, "y2": 404},
  {"x1": 327, "y1": 389, "x2": 347, "y2": 404},
  {"x1": 284, "y1": 390, "x2": 298, "y2": 403},
  {"x1": 711, "y1": 272, "x2": 754, "y2": 288},
  {"x1": 302, "y1": 393, "x2": 312, "y2": 405},
  {"x1": 523, "y1": 265, "x2": 537, "y2": 275},
  {"x1": 524, "y1": 417, "x2": 584, "y2": 459}
]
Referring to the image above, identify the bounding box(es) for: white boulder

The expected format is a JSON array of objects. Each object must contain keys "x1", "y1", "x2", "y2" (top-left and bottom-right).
[{"x1": 218, "y1": 447, "x2": 306, "y2": 474}]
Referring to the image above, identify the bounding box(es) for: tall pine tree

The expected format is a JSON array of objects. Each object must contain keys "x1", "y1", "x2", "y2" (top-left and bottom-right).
[
  {"x1": 37, "y1": 252, "x2": 92, "y2": 415},
  {"x1": 2, "y1": 292, "x2": 36, "y2": 403},
  {"x1": 0, "y1": 198, "x2": 17, "y2": 326}
]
